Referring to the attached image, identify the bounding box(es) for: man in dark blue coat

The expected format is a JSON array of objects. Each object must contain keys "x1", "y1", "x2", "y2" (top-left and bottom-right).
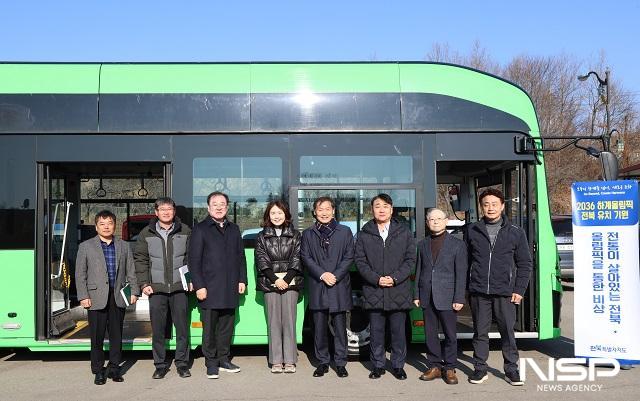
[
  {"x1": 301, "y1": 196, "x2": 354, "y2": 378},
  {"x1": 189, "y1": 192, "x2": 247, "y2": 380},
  {"x1": 465, "y1": 188, "x2": 532, "y2": 386},
  {"x1": 355, "y1": 193, "x2": 416, "y2": 380},
  {"x1": 414, "y1": 207, "x2": 467, "y2": 385}
]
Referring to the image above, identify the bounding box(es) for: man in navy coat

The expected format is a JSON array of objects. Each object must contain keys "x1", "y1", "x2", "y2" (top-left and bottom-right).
[
  {"x1": 189, "y1": 191, "x2": 247, "y2": 379},
  {"x1": 414, "y1": 207, "x2": 467, "y2": 385},
  {"x1": 301, "y1": 196, "x2": 354, "y2": 378}
]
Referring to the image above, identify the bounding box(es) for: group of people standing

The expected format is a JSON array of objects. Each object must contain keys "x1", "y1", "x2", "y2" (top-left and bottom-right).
[
  {"x1": 74, "y1": 188, "x2": 532, "y2": 387},
  {"x1": 412, "y1": 188, "x2": 532, "y2": 386}
]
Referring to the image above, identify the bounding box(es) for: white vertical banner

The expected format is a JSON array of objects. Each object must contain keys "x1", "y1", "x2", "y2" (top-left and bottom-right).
[{"x1": 573, "y1": 180, "x2": 640, "y2": 363}]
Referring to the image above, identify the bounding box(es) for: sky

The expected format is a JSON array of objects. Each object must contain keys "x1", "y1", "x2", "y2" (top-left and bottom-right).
[{"x1": 2, "y1": 1, "x2": 639, "y2": 98}]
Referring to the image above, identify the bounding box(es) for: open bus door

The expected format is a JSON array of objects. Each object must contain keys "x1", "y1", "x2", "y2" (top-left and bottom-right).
[
  {"x1": 433, "y1": 160, "x2": 538, "y2": 338},
  {"x1": 40, "y1": 167, "x2": 75, "y2": 337},
  {"x1": 37, "y1": 162, "x2": 169, "y2": 343}
]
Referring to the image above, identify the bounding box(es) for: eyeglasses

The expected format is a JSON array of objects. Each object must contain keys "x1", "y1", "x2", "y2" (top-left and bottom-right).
[{"x1": 427, "y1": 217, "x2": 447, "y2": 223}]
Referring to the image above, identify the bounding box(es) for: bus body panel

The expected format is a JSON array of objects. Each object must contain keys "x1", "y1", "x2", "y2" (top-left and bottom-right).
[
  {"x1": 0, "y1": 62, "x2": 561, "y2": 350},
  {"x1": 0, "y1": 250, "x2": 35, "y2": 339}
]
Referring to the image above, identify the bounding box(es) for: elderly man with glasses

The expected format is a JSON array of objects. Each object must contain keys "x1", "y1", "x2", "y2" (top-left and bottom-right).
[{"x1": 414, "y1": 207, "x2": 468, "y2": 385}]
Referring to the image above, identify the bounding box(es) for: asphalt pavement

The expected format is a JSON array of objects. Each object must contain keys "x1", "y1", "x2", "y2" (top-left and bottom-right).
[{"x1": 1, "y1": 283, "x2": 639, "y2": 401}]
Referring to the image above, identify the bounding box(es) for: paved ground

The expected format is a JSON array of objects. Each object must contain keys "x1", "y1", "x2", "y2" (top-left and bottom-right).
[{"x1": 1, "y1": 283, "x2": 639, "y2": 401}]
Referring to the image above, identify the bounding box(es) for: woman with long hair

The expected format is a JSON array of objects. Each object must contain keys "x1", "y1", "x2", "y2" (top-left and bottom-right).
[{"x1": 255, "y1": 200, "x2": 304, "y2": 373}]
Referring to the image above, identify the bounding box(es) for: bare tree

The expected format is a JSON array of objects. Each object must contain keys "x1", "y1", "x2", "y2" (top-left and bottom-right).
[
  {"x1": 424, "y1": 43, "x2": 640, "y2": 213},
  {"x1": 425, "y1": 42, "x2": 459, "y2": 64}
]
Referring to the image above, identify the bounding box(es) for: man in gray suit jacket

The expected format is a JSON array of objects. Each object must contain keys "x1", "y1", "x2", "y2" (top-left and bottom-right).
[
  {"x1": 75, "y1": 210, "x2": 139, "y2": 385},
  {"x1": 414, "y1": 208, "x2": 468, "y2": 385}
]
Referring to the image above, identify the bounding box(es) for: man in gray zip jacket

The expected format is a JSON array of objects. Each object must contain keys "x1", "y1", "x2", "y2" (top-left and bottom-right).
[
  {"x1": 134, "y1": 197, "x2": 192, "y2": 379},
  {"x1": 464, "y1": 188, "x2": 532, "y2": 386}
]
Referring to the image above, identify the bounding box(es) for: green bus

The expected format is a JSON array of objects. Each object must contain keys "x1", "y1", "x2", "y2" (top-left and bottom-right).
[{"x1": 0, "y1": 62, "x2": 562, "y2": 353}]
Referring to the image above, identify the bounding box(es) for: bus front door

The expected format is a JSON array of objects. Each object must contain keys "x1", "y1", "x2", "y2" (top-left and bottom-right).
[
  {"x1": 37, "y1": 162, "x2": 169, "y2": 342},
  {"x1": 42, "y1": 167, "x2": 75, "y2": 337}
]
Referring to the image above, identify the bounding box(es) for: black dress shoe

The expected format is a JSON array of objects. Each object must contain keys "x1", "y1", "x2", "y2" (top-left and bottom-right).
[
  {"x1": 94, "y1": 370, "x2": 107, "y2": 385},
  {"x1": 152, "y1": 367, "x2": 169, "y2": 379},
  {"x1": 392, "y1": 368, "x2": 407, "y2": 380},
  {"x1": 107, "y1": 368, "x2": 124, "y2": 382},
  {"x1": 368, "y1": 367, "x2": 385, "y2": 379},
  {"x1": 313, "y1": 364, "x2": 329, "y2": 377},
  {"x1": 336, "y1": 366, "x2": 349, "y2": 378},
  {"x1": 177, "y1": 367, "x2": 191, "y2": 378}
]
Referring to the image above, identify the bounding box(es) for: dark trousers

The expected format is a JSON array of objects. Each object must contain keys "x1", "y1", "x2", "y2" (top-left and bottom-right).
[
  {"x1": 149, "y1": 291, "x2": 190, "y2": 369},
  {"x1": 312, "y1": 310, "x2": 347, "y2": 367},
  {"x1": 88, "y1": 290, "x2": 126, "y2": 374},
  {"x1": 423, "y1": 295, "x2": 458, "y2": 370},
  {"x1": 369, "y1": 309, "x2": 406, "y2": 369},
  {"x1": 470, "y1": 293, "x2": 519, "y2": 374},
  {"x1": 201, "y1": 308, "x2": 235, "y2": 368}
]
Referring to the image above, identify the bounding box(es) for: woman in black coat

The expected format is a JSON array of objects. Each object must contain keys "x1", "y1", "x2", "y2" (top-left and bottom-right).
[
  {"x1": 255, "y1": 200, "x2": 303, "y2": 374},
  {"x1": 301, "y1": 196, "x2": 354, "y2": 378},
  {"x1": 355, "y1": 193, "x2": 416, "y2": 380}
]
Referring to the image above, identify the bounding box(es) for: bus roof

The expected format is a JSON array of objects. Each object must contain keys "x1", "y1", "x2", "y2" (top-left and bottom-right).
[{"x1": 0, "y1": 62, "x2": 539, "y2": 135}]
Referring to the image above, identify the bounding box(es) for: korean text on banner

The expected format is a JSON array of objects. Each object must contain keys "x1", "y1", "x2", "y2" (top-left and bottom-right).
[{"x1": 572, "y1": 180, "x2": 640, "y2": 363}]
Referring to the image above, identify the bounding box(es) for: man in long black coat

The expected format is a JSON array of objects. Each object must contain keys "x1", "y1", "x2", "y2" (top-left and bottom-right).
[
  {"x1": 355, "y1": 194, "x2": 416, "y2": 380},
  {"x1": 301, "y1": 196, "x2": 354, "y2": 378},
  {"x1": 189, "y1": 191, "x2": 247, "y2": 380}
]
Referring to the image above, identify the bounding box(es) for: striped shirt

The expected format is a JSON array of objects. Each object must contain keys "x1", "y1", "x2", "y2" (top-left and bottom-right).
[{"x1": 100, "y1": 240, "x2": 116, "y2": 288}]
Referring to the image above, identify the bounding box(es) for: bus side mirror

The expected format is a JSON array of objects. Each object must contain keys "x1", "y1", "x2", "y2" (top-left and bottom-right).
[{"x1": 600, "y1": 151, "x2": 619, "y2": 181}]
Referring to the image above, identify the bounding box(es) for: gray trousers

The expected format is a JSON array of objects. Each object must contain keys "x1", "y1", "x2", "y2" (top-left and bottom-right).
[
  {"x1": 470, "y1": 293, "x2": 519, "y2": 374},
  {"x1": 264, "y1": 290, "x2": 299, "y2": 365}
]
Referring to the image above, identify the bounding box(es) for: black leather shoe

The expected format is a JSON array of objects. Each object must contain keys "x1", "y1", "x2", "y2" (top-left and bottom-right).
[
  {"x1": 107, "y1": 368, "x2": 124, "y2": 382},
  {"x1": 336, "y1": 366, "x2": 349, "y2": 378},
  {"x1": 313, "y1": 364, "x2": 329, "y2": 377},
  {"x1": 177, "y1": 367, "x2": 191, "y2": 378},
  {"x1": 392, "y1": 368, "x2": 407, "y2": 380},
  {"x1": 368, "y1": 367, "x2": 385, "y2": 379},
  {"x1": 94, "y1": 370, "x2": 107, "y2": 385},
  {"x1": 152, "y1": 367, "x2": 169, "y2": 379}
]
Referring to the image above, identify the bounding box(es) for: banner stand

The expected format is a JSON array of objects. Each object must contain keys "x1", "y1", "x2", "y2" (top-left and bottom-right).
[{"x1": 572, "y1": 180, "x2": 640, "y2": 365}]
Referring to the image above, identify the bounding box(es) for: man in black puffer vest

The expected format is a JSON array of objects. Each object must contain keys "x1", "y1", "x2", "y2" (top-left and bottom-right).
[
  {"x1": 465, "y1": 188, "x2": 532, "y2": 387},
  {"x1": 135, "y1": 197, "x2": 192, "y2": 379}
]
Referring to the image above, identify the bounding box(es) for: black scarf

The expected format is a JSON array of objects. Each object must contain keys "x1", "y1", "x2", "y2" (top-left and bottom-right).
[{"x1": 315, "y1": 218, "x2": 338, "y2": 250}]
